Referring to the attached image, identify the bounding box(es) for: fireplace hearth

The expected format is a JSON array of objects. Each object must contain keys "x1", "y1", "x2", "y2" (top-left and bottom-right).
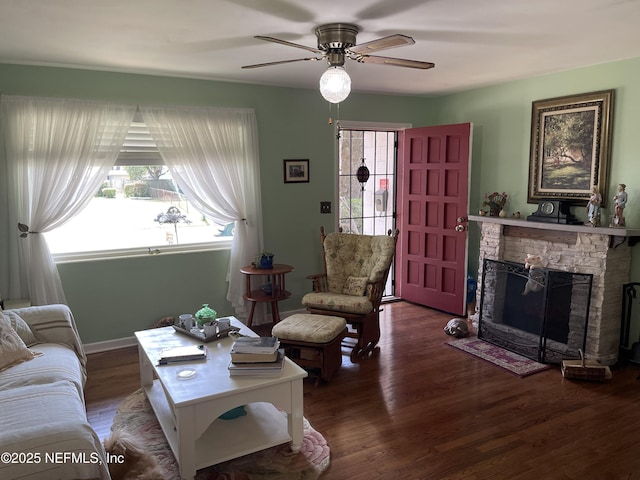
[{"x1": 479, "y1": 259, "x2": 593, "y2": 364}]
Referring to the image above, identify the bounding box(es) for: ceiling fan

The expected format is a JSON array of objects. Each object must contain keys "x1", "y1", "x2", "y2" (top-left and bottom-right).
[{"x1": 242, "y1": 23, "x2": 435, "y2": 103}]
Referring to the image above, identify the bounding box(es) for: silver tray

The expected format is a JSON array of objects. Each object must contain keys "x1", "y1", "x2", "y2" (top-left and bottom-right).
[{"x1": 172, "y1": 324, "x2": 240, "y2": 343}]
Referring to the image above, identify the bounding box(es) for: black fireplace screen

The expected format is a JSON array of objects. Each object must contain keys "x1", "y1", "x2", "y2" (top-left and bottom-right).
[{"x1": 478, "y1": 258, "x2": 593, "y2": 364}]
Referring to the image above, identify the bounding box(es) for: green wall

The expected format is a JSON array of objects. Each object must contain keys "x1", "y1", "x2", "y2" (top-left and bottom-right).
[
  {"x1": 2, "y1": 58, "x2": 639, "y2": 345},
  {"x1": 0, "y1": 64, "x2": 432, "y2": 344},
  {"x1": 430, "y1": 57, "x2": 640, "y2": 279}
]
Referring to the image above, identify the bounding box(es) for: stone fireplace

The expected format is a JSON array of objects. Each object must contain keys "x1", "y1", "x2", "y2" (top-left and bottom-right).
[
  {"x1": 478, "y1": 258, "x2": 593, "y2": 363},
  {"x1": 469, "y1": 215, "x2": 639, "y2": 365}
]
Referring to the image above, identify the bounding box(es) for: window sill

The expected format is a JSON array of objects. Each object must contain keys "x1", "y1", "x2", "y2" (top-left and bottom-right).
[{"x1": 52, "y1": 239, "x2": 232, "y2": 264}]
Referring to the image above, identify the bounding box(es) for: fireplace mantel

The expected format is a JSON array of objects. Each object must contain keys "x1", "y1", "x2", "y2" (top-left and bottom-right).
[{"x1": 468, "y1": 215, "x2": 640, "y2": 247}]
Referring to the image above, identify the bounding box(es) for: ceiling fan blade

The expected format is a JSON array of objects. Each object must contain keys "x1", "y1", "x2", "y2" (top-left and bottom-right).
[
  {"x1": 254, "y1": 35, "x2": 322, "y2": 54},
  {"x1": 354, "y1": 54, "x2": 435, "y2": 70},
  {"x1": 348, "y1": 34, "x2": 415, "y2": 54},
  {"x1": 241, "y1": 57, "x2": 322, "y2": 69}
]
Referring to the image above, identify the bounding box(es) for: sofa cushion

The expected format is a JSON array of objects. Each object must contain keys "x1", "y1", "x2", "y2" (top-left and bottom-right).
[
  {"x1": 0, "y1": 343, "x2": 84, "y2": 397},
  {"x1": 10, "y1": 304, "x2": 87, "y2": 382},
  {"x1": 2, "y1": 310, "x2": 37, "y2": 346},
  {"x1": 0, "y1": 381, "x2": 110, "y2": 480},
  {"x1": 0, "y1": 313, "x2": 39, "y2": 372},
  {"x1": 302, "y1": 292, "x2": 373, "y2": 315}
]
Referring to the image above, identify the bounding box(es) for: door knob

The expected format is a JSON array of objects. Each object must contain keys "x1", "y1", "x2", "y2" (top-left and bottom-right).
[
  {"x1": 457, "y1": 216, "x2": 467, "y2": 223},
  {"x1": 455, "y1": 224, "x2": 466, "y2": 232}
]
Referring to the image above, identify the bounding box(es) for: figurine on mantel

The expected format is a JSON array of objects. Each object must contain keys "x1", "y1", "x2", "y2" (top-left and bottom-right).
[
  {"x1": 611, "y1": 183, "x2": 628, "y2": 227},
  {"x1": 586, "y1": 185, "x2": 602, "y2": 227}
]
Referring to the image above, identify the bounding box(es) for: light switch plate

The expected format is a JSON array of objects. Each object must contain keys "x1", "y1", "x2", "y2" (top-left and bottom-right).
[{"x1": 320, "y1": 201, "x2": 331, "y2": 214}]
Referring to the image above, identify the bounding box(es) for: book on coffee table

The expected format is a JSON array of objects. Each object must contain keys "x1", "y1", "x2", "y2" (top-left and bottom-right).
[
  {"x1": 231, "y1": 336, "x2": 280, "y2": 355},
  {"x1": 230, "y1": 348, "x2": 280, "y2": 363},
  {"x1": 158, "y1": 344, "x2": 207, "y2": 365},
  {"x1": 228, "y1": 349, "x2": 285, "y2": 377}
]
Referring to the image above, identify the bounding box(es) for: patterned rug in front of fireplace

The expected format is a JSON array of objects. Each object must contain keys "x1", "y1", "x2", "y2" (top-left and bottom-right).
[{"x1": 446, "y1": 336, "x2": 552, "y2": 377}]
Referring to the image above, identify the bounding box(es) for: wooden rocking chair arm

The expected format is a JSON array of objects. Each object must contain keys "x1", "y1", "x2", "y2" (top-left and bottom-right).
[
  {"x1": 306, "y1": 273, "x2": 327, "y2": 280},
  {"x1": 366, "y1": 279, "x2": 386, "y2": 309},
  {"x1": 306, "y1": 272, "x2": 329, "y2": 293}
]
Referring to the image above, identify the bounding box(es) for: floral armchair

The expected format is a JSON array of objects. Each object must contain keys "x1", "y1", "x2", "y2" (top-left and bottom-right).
[{"x1": 302, "y1": 226, "x2": 399, "y2": 359}]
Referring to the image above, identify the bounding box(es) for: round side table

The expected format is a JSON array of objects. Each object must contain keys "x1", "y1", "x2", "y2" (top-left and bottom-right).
[{"x1": 240, "y1": 263, "x2": 293, "y2": 327}]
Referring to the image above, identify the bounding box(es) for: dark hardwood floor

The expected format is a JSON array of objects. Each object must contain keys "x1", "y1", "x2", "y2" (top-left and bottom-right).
[{"x1": 85, "y1": 301, "x2": 640, "y2": 480}]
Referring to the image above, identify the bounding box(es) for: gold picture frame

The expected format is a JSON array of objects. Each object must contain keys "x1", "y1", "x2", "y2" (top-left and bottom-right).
[{"x1": 528, "y1": 89, "x2": 614, "y2": 206}]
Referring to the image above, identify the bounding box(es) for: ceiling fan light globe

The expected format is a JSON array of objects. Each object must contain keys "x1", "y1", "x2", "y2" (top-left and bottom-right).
[{"x1": 319, "y1": 66, "x2": 351, "y2": 103}]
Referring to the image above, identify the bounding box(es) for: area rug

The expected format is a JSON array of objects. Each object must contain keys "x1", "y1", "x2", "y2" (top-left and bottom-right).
[
  {"x1": 109, "y1": 388, "x2": 330, "y2": 480},
  {"x1": 446, "y1": 336, "x2": 551, "y2": 377}
]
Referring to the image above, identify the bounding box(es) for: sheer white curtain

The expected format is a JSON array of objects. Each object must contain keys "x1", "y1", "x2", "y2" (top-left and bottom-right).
[
  {"x1": 2, "y1": 95, "x2": 136, "y2": 305},
  {"x1": 140, "y1": 105, "x2": 262, "y2": 319}
]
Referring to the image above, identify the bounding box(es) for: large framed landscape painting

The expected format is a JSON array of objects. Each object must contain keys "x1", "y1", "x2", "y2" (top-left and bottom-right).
[{"x1": 527, "y1": 90, "x2": 614, "y2": 206}]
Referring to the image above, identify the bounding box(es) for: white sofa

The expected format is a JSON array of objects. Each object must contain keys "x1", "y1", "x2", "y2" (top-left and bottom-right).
[{"x1": 0, "y1": 304, "x2": 110, "y2": 480}]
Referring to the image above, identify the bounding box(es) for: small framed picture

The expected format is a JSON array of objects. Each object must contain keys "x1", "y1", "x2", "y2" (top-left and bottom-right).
[{"x1": 283, "y1": 159, "x2": 309, "y2": 183}]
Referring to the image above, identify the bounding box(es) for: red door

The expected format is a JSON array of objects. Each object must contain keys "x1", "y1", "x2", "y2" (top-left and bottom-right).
[{"x1": 397, "y1": 123, "x2": 472, "y2": 316}]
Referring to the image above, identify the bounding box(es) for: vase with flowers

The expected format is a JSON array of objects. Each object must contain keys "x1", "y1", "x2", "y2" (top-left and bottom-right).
[
  {"x1": 482, "y1": 191, "x2": 508, "y2": 217},
  {"x1": 252, "y1": 250, "x2": 274, "y2": 269}
]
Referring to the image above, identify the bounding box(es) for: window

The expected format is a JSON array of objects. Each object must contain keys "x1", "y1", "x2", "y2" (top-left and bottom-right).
[
  {"x1": 338, "y1": 129, "x2": 396, "y2": 236},
  {"x1": 43, "y1": 120, "x2": 232, "y2": 257}
]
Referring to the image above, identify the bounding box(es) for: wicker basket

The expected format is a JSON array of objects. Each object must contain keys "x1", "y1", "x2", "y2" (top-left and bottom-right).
[{"x1": 561, "y1": 349, "x2": 611, "y2": 382}]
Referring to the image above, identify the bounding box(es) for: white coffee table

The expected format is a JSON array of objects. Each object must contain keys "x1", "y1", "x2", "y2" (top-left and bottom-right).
[{"x1": 135, "y1": 317, "x2": 307, "y2": 480}]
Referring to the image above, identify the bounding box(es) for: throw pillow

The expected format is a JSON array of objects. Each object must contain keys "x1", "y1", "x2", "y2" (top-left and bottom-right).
[
  {"x1": 0, "y1": 312, "x2": 39, "y2": 372},
  {"x1": 342, "y1": 276, "x2": 369, "y2": 296},
  {"x1": 2, "y1": 310, "x2": 38, "y2": 346}
]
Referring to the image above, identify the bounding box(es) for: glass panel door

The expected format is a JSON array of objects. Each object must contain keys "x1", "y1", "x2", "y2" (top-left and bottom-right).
[{"x1": 338, "y1": 129, "x2": 397, "y2": 296}]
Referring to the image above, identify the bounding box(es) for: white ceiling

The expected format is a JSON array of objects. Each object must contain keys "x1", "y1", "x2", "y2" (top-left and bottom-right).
[{"x1": 1, "y1": 0, "x2": 639, "y2": 97}]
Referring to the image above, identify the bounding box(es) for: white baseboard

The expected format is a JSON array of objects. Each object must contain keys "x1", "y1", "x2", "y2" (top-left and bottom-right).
[
  {"x1": 84, "y1": 336, "x2": 137, "y2": 354},
  {"x1": 82, "y1": 308, "x2": 309, "y2": 354}
]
